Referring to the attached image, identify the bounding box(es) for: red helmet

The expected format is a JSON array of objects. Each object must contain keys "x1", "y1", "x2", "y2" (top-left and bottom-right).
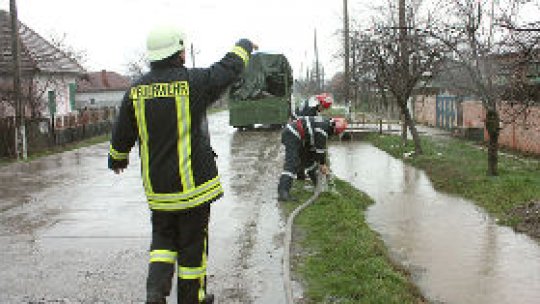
[
  {"x1": 332, "y1": 117, "x2": 348, "y2": 135},
  {"x1": 315, "y1": 93, "x2": 333, "y2": 109}
]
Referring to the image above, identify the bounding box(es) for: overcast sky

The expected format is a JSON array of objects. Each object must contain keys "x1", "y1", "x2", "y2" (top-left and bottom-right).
[
  {"x1": 1, "y1": 0, "x2": 537, "y2": 80},
  {"x1": 0, "y1": 0, "x2": 367, "y2": 79}
]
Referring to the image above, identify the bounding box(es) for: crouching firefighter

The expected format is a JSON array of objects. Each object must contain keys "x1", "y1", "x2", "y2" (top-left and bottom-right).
[
  {"x1": 294, "y1": 92, "x2": 333, "y2": 118},
  {"x1": 107, "y1": 24, "x2": 257, "y2": 304},
  {"x1": 277, "y1": 116, "x2": 347, "y2": 202},
  {"x1": 294, "y1": 93, "x2": 334, "y2": 180}
]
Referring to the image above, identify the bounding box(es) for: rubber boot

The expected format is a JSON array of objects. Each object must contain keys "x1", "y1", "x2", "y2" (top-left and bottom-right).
[
  {"x1": 308, "y1": 170, "x2": 318, "y2": 187},
  {"x1": 278, "y1": 190, "x2": 296, "y2": 202},
  {"x1": 296, "y1": 170, "x2": 306, "y2": 180},
  {"x1": 202, "y1": 294, "x2": 215, "y2": 303},
  {"x1": 278, "y1": 175, "x2": 296, "y2": 202}
]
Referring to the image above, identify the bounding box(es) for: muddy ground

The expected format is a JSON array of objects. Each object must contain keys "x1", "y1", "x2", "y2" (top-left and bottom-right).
[
  {"x1": 508, "y1": 200, "x2": 540, "y2": 240},
  {"x1": 0, "y1": 112, "x2": 290, "y2": 303}
]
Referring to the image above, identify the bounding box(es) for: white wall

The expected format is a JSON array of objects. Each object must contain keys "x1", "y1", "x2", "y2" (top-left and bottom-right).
[
  {"x1": 34, "y1": 73, "x2": 79, "y2": 117},
  {"x1": 0, "y1": 73, "x2": 78, "y2": 118},
  {"x1": 76, "y1": 90, "x2": 125, "y2": 109}
]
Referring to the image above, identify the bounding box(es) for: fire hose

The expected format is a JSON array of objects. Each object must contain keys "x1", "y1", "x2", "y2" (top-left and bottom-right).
[{"x1": 283, "y1": 172, "x2": 332, "y2": 304}]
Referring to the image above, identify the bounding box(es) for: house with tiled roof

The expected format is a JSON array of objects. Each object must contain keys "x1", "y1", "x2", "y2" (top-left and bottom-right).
[
  {"x1": 76, "y1": 70, "x2": 130, "y2": 109},
  {"x1": 0, "y1": 9, "x2": 85, "y2": 118}
]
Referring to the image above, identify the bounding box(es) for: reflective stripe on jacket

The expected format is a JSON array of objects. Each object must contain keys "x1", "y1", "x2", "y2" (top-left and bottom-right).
[{"x1": 285, "y1": 116, "x2": 331, "y2": 165}]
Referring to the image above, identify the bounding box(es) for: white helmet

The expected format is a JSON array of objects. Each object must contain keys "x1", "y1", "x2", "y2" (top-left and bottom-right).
[{"x1": 146, "y1": 25, "x2": 186, "y2": 62}]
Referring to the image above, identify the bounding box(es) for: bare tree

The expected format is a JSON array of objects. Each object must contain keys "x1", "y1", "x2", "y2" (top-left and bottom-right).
[
  {"x1": 124, "y1": 50, "x2": 149, "y2": 81},
  {"x1": 28, "y1": 33, "x2": 87, "y2": 118},
  {"x1": 431, "y1": 0, "x2": 539, "y2": 175},
  {"x1": 294, "y1": 64, "x2": 324, "y2": 99},
  {"x1": 353, "y1": 0, "x2": 447, "y2": 154},
  {"x1": 49, "y1": 33, "x2": 88, "y2": 67}
]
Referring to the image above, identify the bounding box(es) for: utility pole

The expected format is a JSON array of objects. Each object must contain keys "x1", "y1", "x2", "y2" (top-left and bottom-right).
[
  {"x1": 321, "y1": 66, "x2": 325, "y2": 91},
  {"x1": 190, "y1": 43, "x2": 196, "y2": 68},
  {"x1": 10, "y1": 0, "x2": 26, "y2": 160},
  {"x1": 351, "y1": 35, "x2": 357, "y2": 109},
  {"x1": 399, "y1": 0, "x2": 409, "y2": 139},
  {"x1": 343, "y1": 0, "x2": 350, "y2": 106},
  {"x1": 399, "y1": 0, "x2": 408, "y2": 71},
  {"x1": 314, "y1": 28, "x2": 320, "y2": 91}
]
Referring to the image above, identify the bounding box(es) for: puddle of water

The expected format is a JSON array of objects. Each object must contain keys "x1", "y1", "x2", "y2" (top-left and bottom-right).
[
  {"x1": 207, "y1": 112, "x2": 287, "y2": 304},
  {"x1": 329, "y1": 141, "x2": 540, "y2": 304}
]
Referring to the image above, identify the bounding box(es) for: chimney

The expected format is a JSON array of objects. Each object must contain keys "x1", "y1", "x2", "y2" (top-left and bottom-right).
[{"x1": 101, "y1": 70, "x2": 110, "y2": 88}]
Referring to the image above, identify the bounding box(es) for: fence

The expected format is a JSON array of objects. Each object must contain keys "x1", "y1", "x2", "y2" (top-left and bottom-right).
[
  {"x1": 0, "y1": 107, "x2": 117, "y2": 158},
  {"x1": 414, "y1": 95, "x2": 540, "y2": 154}
]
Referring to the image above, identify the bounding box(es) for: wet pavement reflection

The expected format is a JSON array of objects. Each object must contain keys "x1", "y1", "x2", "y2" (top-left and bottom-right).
[
  {"x1": 0, "y1": 111, "x2": 287, "y2": 303},
  {"x1": 329, "y1": 141, "x2": 540, "y2": 304},
  {"x1": 208, "y1": 112, "x2": 287, "y2": 304}
]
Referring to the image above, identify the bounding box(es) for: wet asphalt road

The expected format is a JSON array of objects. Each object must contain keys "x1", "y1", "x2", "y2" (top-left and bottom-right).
[
  {"x1": 0, "y1": 111, "x2": 287, "y2": 304},
  {"x1": 5, "y1": 110, "x2": 538, "y2": 304}
]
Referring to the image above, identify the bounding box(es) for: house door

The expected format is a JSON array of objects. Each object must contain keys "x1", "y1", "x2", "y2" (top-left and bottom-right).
[{"x1": 436, "y1": 95, "x2": 457, "y2": 130}]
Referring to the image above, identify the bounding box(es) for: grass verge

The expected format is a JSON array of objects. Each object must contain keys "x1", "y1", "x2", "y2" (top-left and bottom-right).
[
  {"x1": 281, "y1": 179, "x2": 425, "y2": 304},
  {"x1": 366, "y1": 133, "x2": 540, "y2": 229},
  {"x1": 0, "y1": 134, "x2": 110, "y2": 167}
]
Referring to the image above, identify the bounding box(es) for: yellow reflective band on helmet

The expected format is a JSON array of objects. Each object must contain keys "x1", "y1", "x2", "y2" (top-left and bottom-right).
[
  {"x1": 231, "y1": 46, "x2": 249, "y2": 66},
  {"x1": 149, "y1": 182, "x2": 223, "y2": 211},
  {"x1": 130, "y1": 81, "x2": 189, "y2": 99},
  {"x1": 150, "y1": 250, "x2": 178, "y2": 264},
  {"x1": 109, "y1": 145, "x2": 128, "y2": 160}
]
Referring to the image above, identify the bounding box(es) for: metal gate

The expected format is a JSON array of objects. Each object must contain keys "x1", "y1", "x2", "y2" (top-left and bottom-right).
[{"x1": 436, "y1": 95, "x2": 457, "y2": 130}]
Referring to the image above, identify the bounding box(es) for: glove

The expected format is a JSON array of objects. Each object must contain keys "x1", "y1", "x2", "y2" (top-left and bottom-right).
[
  {"x1": 236, "y1": 39, "x2": 259, "y2": 54},
  {"x1": 108, "y1": 155, "x2": 128, "y2": 173},
  {"x1": 320, "y1": 164, "x2": 329, "y2": 175}
]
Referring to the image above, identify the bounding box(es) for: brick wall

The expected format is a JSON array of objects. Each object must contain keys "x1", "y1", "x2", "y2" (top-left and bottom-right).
[
  {"x1": 499, "y1": 104, "x2": 540, "y2": 154},
  {"x1": 414, "y1": 95, "x2": 437, "y2": 126},
  {"x1": 413, "y1": 95, "x2": 540, "y2": 155},
  {"x1": 462, "y1": 100, "x2": 485, "y2": 128}
]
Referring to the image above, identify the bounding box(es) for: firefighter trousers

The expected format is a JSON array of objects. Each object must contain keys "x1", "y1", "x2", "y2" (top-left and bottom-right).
[
  {"x1": 296, "y1": 144, "x2": 309, "y2": 179},
  {"x1": 146, "y1": 204, "x2": 210, "y2": 303},
  {"x1": 304, "y1": 153, "x2": 319, "y2": 186},
  {"x1": 278, "y1": 129, "x2": 301, "y2": 196}
]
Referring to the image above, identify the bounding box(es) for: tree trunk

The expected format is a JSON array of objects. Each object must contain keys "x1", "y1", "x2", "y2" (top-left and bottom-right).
[
  {"x1": 401, "y1": 113, "x2": 407, "y2": 142},
  {"x1": 399, "y1": 99, "x2": 423, "y2": 155},
  {"x1": 485, "y1": 109, "x2": 499, "y2": 176}
]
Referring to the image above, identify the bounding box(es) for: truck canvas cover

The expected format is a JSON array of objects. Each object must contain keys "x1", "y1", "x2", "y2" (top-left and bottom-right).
[{"x1": 229, "y1": 52, "x2": 293, "y2": 100}]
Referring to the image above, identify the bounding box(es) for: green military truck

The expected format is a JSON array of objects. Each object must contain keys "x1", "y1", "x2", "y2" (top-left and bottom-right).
[{"x1": 228, "y1": 53, "x2": 293, "y2": 129}]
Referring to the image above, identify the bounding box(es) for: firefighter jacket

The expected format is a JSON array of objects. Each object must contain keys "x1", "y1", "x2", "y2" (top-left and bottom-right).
[
  {"x1": 294, "y1": 99, "x2": 318, "y2": 118},
  {"x1": 286, "y1": 116, "x2": 333, "y2": 165},
  {"x1": 108, "y1": 40, "x2": 252, "y2": 211}
]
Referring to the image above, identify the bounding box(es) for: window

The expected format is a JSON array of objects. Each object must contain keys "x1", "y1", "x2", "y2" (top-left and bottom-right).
[
  {"x1": 69, "y1": 83, "x2": 77, "y2": 110},
  {"x1": 48, "y1": 90, "x2": 56, "y2": 115}
]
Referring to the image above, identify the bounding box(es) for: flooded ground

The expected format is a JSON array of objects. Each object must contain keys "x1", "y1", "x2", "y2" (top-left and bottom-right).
[
  {"x1": 3, "y1": 111, "x2": 538, "y2": 303},
  {"x1": 0, "y1": 111, "x2": 287, "y2": 303},
  {"x1": 329, "y1": 141, "x2": 540, "y2": 304}
]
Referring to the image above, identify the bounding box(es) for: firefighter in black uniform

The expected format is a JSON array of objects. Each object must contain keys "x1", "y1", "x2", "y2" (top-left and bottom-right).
[
  {"x1": 294, "y1": 93, "x2": 333, "y2": 118},
  {"x1": 293, "y1": 93, "x2": 333, "y2": 180},
  {"x1": 107, "y1": 24, "x2": 257, "y2": 304},
  {"x1": 277, "y1": 116, "x2": 347, "y2": 202}
]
